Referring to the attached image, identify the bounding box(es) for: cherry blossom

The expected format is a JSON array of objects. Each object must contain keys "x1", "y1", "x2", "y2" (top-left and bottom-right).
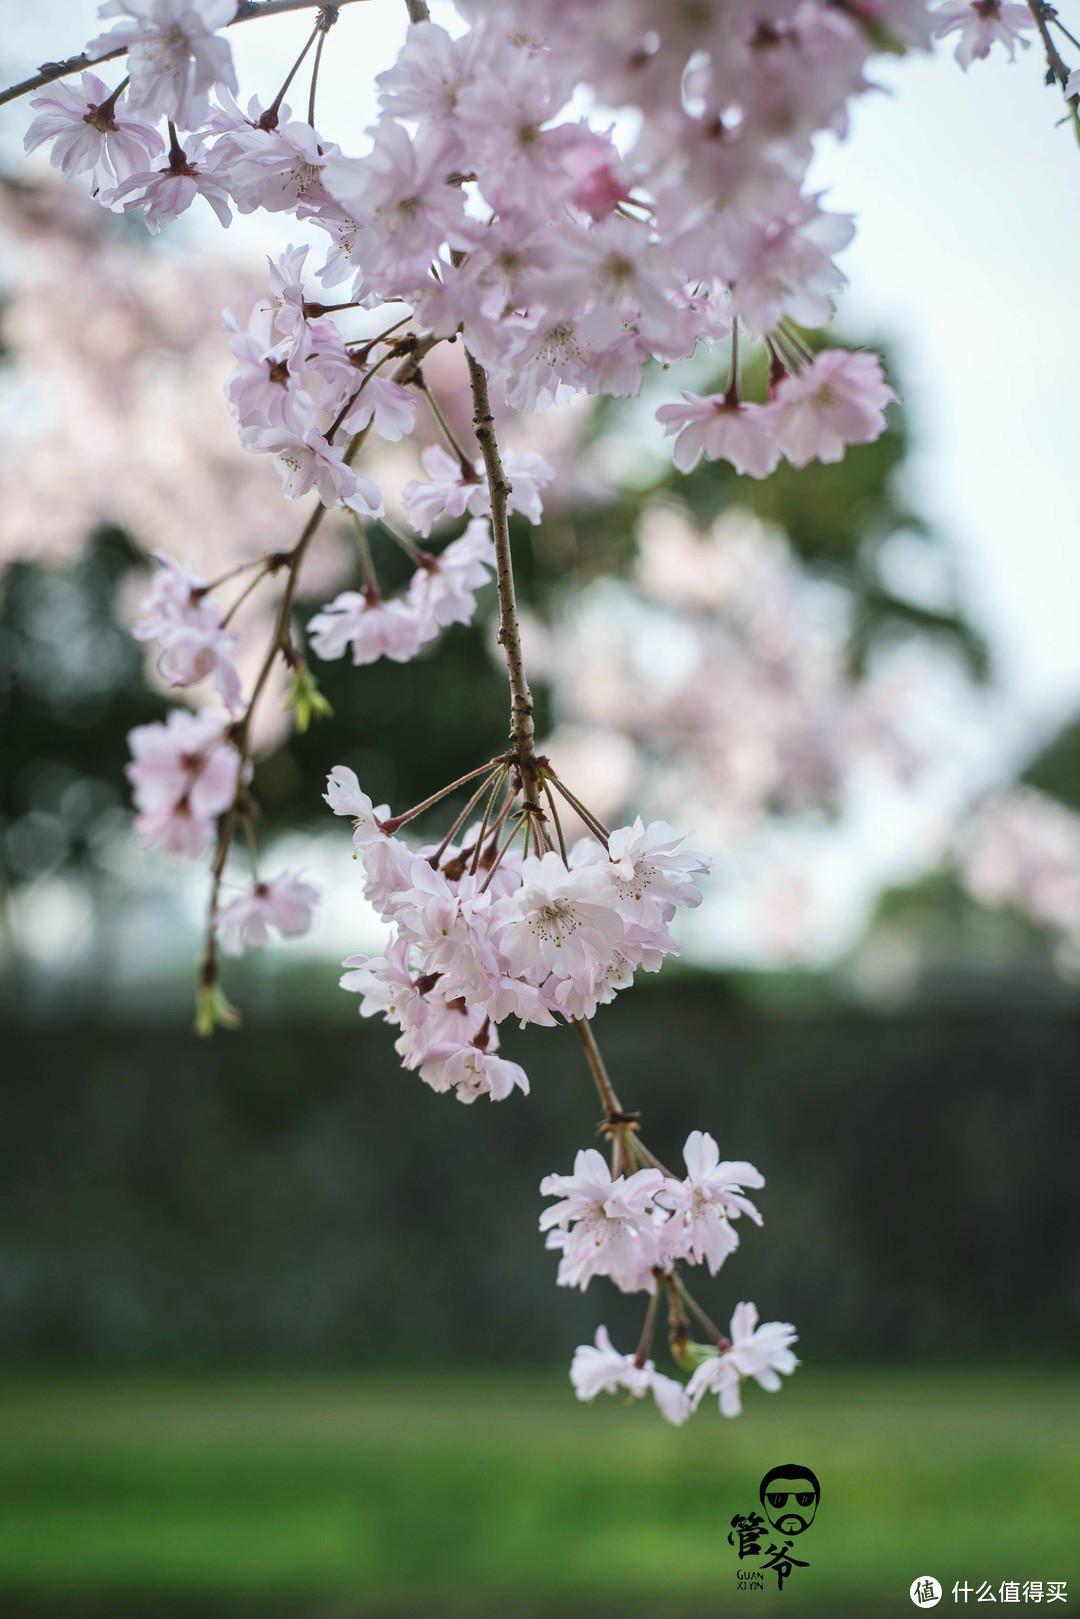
[
  {"x1": 306, "y1": 588, "x2": 430, "y2": 665},
  {"x1": 540, "y1": 1149, "x2": 665, "y2": 1292},
  {"x1": 323, "y1": 766, "x2": 390, "y2": 847},
  {"x1": 686, "y1": 1303, "x2": 799, "y2": 1417},
  {"x1": 570, "y1": 1326, "x2": 690, "y2": 1426},
  {"x1": 417, "y1": 1040, "x2": 530, "y2": 1103},
  {"x1": 771, "y1": 349, "x2": 898, "y2": 468},
  {"x1": 216, "y1": 871, "x2": 319, "y2": 956},
  {"x1": 24, "y1": 73, "x2": 164, "y2": 193},
  {"x1": 132, "y1": 551, "x2": 242, "y2": 710},
  {"x1": 239, "y1": 421, "x2": 383, "y2": 513},
  {"x1": 341, "y1": 375, "x2": 417, "y2": 442},
  {"x1": 107, "y1": 135, "x2": 233, "y2": 232},
  {"x1": 126, "y1": 708, "x2": 243, "y2": 859},
  {"x1": 404, "y1": 520, "x2": 496, "y2": 629},
  {"x1": 932, "y1": 0, "x2": 1033, "y2": 67},
  {"x1": 956, "y1": 787, "x2": 1080, "y2": 942},
  {"x1": 659, "y1": 1133, "x2": 764, "y2": 1275},
  {"x1": 656, "y1": 393, "x2": 781, "y2": 479},
  {"x1": 401, "y1": 446, "x2": 555, "y2": 537},
  {"x1": 494, "y1": 853, "x2": 625, "y2": 983},
  {"x1": 87, "y1": 0, "x2": 238, "y2": 129}
]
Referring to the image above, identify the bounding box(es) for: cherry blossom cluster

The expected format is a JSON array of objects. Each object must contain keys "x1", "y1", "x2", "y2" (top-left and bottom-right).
[
  {"x1": 326, "y1": 748, "x2": 795, "y2": 1419},
  {"x1": 543, "y1": 504, "x2": 922, "y2": 841},
  {"x1": 554, "y1": 1138, "x2": 798, "y2": 1422},
  {"x1": 327, "y1": 761, "x2": 711, "y2": 1093},
  {"x1": 956, "y1": 786, "x2": 1080, "y2": 952},
  {"x1": 21, "y1": 0, "x2": 921, "y2": 489}
]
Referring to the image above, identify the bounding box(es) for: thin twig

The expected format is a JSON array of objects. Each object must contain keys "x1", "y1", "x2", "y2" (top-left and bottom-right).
[
  {"x1": 541, "y1": 770, "x2": 611, "y2": 847},
  {"x1": 540, "y1": 773, "x2": 569, "y2": 866},
  {"x1": 428, "y1": 769, "x2": 504, "y2": 867},
  {"x1": 382, "y1": 758, "x2": 507, "y2": 833},
  {"x1": 307, "y1": 26, "x2": 327, "y2": 126},
  {"x1": 468, "y1": 769, "x2": 509, "y2": 877},
  {"x1": 0, "y1": 0, "x2": 371, "y2": 108},
  {"x1": 633, "y1": 1282, "x2": 663, "y2": 1370},
  {"x1": 675, "y1": 1275, "x2": 732, "y2": 1351}
]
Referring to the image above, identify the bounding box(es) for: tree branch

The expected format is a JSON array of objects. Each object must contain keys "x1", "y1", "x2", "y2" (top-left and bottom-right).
[
  {"x1": 0, "y1": 0, "x2": 371, "y2": 109},
  {"x1": 1027, "y1": 0, "x2": 1078, "y2": 98},
  {"x1": 463, "y1": 347, "x2": 539, "y2": 805},
  {"x1": 198, "y1": 331, "x2": 438, "y2": 1018}
]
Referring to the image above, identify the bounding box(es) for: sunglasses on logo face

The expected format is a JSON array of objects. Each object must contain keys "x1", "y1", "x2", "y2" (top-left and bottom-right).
[{"x1": 767, "y1": 1491, "x2": 816, "y2": 1508}]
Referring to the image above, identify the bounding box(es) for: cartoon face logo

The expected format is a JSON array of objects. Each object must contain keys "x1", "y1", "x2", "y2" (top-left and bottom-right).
[{"x1": 758, "y1": 1463, "x2": 821, "y2": 1537}]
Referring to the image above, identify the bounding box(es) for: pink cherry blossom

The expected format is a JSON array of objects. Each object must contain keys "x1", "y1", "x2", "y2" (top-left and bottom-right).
[
  {"x1": 239, "y1": 422, "x2": 383, "y2": 514},
  {"x1": 686, "y1": 1302, "x2": 799, "y2": 1417},
  {"x1": 656, "y1": 392, "x2": 781, "y2": 479},
  {"x1": 341, "y1": 375, "x2": 418, "y2": 442},
  {"x1": 659, "y1": 1132, "x2": 764, "y2": 1275},
  {"x1": 216, "y1": 871, "x2": 319, "y2": 955},
  {"x1": 401, "y1": 445, "x2": 555, "y2": 537},
  {"x1": 771, "y1": 348, "x2": 898, "y2": 467},
  {"x1": 88, "y1": 0, "x2": 238, "y2": 129},
  {"x1": 223, "y1": 304, "x2": 309, "y2": 431},
  {"x1": 932, "y1": 0, "x2": 1033, "y2": 66},
  {"x1": 306, "y1": 588, "x2": 430, "y2": 665},
  {"x1": 106, "y1": 136, "x2": 232, "y2": 232},
  {"x1": 418, "y1": 1040, "x2": 530, "y2": 1103},
  {"x1": 132, "y1": 551, "x2": 242, "y2": 710},
  {"x1": 540, "y1": 1148, "x2": 664, "y2": 1292},
  {"x1": 24, "y1": 73, "x2": 164, "y2": 193},
  {"x1": 405, "y1": 519, "x2": 496, "y2": 629},
  {"x1": 126, "y1": 708, "x2": 242, "y2": 859},
  {"x1": 210, "y1": 119, "x2": 338, "y2": 215},
  {"x1": 595, "y1": 818, "x2": 712, "y2": 927}
]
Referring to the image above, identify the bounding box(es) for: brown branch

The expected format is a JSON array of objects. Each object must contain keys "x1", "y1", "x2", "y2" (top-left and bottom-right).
[
  {"x1": 1027, "y1": 0, "x2": 1078, "y2": 97},
  {"x1": 198, "y1": 332, "x2": 438, "y2": 1019},
  {"x1": 463, "y1": 347, "x2": 539, "y2": 805},
  {"x1": 404, "y1": 0, "x2": 431, "y2": 20},
  {"x1": 0, "y1": 0, "x2": 371, "y2": 109}
]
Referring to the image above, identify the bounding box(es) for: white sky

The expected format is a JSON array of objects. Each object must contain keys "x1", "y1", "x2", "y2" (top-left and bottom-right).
[{"x1": 2, "y1": 2, "x2": 1078, "y2": 970}]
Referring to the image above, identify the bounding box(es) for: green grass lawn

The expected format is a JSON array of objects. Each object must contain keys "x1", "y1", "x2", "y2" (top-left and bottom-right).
[{"x1": 0, "y1": 1365, "x2": 1074, "y2": 1616}]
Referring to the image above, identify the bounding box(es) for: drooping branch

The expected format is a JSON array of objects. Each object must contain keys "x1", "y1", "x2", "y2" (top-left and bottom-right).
[
  {"x1": 0, "y1": 0, "x2": 370, "y2": 109},
  {"x1": 197, "y1": 332, "x2": 439, "y2": 1022},
  {"x1": 463, "y1": 348, "x2": 539, "y2": 805}
]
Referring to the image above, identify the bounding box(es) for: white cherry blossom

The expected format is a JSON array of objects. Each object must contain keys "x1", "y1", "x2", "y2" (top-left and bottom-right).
[
  {"x1": 540, "y1": 1148, "x2": 664, "y2": 1292},
  {"x1": 570, "y1": 1325, "x2": 689, "y2": 1426},
  {"x1": 659, "y1": 1132, "x2": 764, "y2": 1274},
  {"x1": 686, "y1": 1302, "x2": 799, "y2": 1417}
]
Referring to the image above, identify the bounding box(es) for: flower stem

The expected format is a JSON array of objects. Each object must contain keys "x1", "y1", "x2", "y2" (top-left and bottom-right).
[
  {"x1": 675, "y1": 1274, "x2": 732, "y2": 1351},
  {"x1": 572, "y1": 1016, "x2": 623, "y2": 1118},
  {"x1": 633, "y1": 1281, "x2": 663, "y2": 1370},
  {"x1": 382, "y1": 758, "x2": 509, "y2": 833}
]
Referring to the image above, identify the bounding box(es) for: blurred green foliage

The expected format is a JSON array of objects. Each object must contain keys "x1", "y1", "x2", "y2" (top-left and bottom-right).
[{"x1": 0, "y1": 1366, "x2": 1073, "y2": 1614}]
